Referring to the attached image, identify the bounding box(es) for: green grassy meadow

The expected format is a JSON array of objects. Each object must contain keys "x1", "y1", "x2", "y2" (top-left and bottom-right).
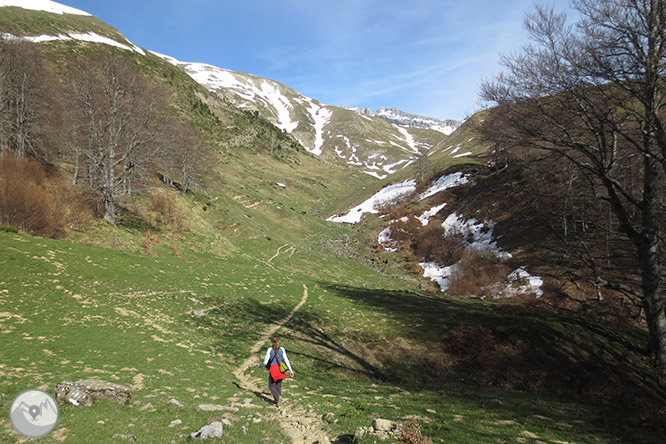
[{"x1": 1, "y1": 207, "x2": 664, "y2": 443}]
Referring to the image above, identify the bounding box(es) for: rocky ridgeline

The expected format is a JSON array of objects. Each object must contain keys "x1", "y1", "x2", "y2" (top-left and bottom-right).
[
  {"x1": 343, "y1": 106, "x2": 461, "y2": 135},
  {"x1": 376, "y1": 108, "x2": 461, "y2": 135}
]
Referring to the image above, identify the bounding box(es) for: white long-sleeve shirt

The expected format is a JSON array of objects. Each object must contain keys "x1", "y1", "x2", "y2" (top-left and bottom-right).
[{"x1": 262, "y1": 346, "x2": 293, "y2": 373}]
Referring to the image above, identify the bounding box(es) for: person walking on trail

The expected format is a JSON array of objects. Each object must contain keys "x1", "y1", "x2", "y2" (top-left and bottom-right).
[{"x1": 259, "y1": 335, "x2": 294, "y2": 406}]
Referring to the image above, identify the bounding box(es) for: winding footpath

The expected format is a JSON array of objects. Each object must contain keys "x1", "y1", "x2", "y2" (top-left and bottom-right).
[{"x1": 233, "y1": 284, "x2": 332, "y2": 444}]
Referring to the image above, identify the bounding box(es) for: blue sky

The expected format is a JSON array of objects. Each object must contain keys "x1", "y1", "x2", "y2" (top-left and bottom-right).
[{"x1": 59, "y1": 0, "x2": 573, "y2": 121}]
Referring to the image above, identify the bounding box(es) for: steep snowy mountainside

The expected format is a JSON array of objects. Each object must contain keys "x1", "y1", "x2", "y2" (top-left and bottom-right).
[
  {"x1": 159, "y1": 58, "x2": 452, "y2": 179},
  {"x1": 2, "y1": 0, "x2": 471, "y2": 180}
]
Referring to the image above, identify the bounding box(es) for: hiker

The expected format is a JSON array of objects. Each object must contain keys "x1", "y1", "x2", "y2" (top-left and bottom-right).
[{"x1": 258, "y1": 335, "x2": 294, "y2": 406}]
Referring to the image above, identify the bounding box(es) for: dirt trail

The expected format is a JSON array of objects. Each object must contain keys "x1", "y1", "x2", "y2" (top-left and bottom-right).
[
  {"x1": 268, "y1": 244, "x2": 297, "y2": 262},
  {"x1": 233, "y1": 284, "x2": 332, "y2": 444}
]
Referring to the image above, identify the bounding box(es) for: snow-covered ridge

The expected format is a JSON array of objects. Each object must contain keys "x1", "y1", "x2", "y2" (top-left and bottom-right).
[
  {"x1": 344, "y1": 106, "x2": 462, "y2": 135},
  {"x1": 0, "y1": 0, "x2": 90, "y2": 16},
  {"x1": 375, "y1": 108, "x2": 461, "y2": 135}
]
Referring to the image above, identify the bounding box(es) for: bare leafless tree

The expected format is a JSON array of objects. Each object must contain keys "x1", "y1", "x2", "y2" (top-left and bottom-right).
[
  {"x1": 0, "y1": 33, "x2": 54, "y2": 162},
  {"x1": 67, "y1": 51, "x2": 166, "y2": 224},
  {"x1": 157, "y1": 120, "x2": 208, "y2": 195},
  {"x1": 480, "y1": 0, "x2": 666, "y2": 367}
]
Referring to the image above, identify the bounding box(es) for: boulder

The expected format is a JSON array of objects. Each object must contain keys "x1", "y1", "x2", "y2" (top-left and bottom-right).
[
  {"x1": 195, "y1": 404, "x2": 238, "y2": 412},
  {"x1": 169, "y1": 398, "x2": 184, "y2": 408},
  {"x1": 353, "y1": 426, "x2": 371, "y2": 442},
  {"x1": 372, "y1": 418, "x2": 393, "y2": 431},
  {"x1": 190, "y1": 424, "x2": 224, "y2": 440},
  {"x1": 58, "y1": 387, "x2": 93, "y2": 407},
  {"x1": 55, "y1": 379, "x2": 132, "y2": 406}
]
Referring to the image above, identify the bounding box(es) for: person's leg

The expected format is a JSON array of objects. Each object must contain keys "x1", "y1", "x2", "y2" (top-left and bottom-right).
[
  {"x1": 275, "y1": 379, "x2": 283, "y2": 406},
  {"x1": 268, "y1": 375, "x2": 280, "y2": 404}
]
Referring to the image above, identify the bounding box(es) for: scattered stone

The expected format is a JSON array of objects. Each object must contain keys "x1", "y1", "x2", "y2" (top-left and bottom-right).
[
  {"x1": 299, "y1": 417, "x2": 315, "y2": 426},
  {"x1": 532, "y1": 415, "x2": 552, "y2": 421},
  {"x1": 190, "y1": 424, "x2": 223, "y2": 440},
  {"x1": 139, "y1": 402, "x2": 155, "y2": 412},
  {"x1": 169, "y1": 398, "x2": 184, "y2": 408},
  {"x1": 209, "y1": 413, "x2": 239, "y2": 426},
  {"x1": 373, "y1": 418, "x2": 393, "y2": 431},
  {"x1": 195, "y1": 404, "x2": 237, "y2": 412},
  {"x1": 55, "y1": 379, "x2": 132, "y2": 406},
  {"x1": 354, "y1": 420, "x2": 405, "y2": 443},
  {"x1": 169, "y1": 419, "x2": 182, "y2": 428},
  {"x1": 353, "y1": 426, "x2": 370, "y2": 442},
  {"x1": 112, "y1": 434, "x2": 136, "y2": 441},
  {"x1": 375, "y1": 431, "x2": 390, "y2": 440},
  {"x1": 496, "y1": 420, "x2": 520, "y2": 426},
  {"x1": 193, "y1": 309, "x2": 206, "y2": 317}
]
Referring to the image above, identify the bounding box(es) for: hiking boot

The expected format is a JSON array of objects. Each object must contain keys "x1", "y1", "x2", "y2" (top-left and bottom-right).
[{"x1": 276, "y1": 398, "x2": 281, "y2": 407}]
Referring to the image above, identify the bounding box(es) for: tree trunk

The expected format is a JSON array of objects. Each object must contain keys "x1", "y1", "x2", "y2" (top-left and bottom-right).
[
  {"x1": 102, "y1": 189, "x2": 116, "y2": 225},
  {"x1": 640, "y1": 142, "x2": 666, "y2": 367}
]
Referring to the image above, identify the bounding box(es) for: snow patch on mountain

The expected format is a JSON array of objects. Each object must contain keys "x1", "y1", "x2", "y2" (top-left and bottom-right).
[
  {"x1": 173, "y1": 62, "x2": 299, "y2": 133},
  {"x1": 417, "y1": 203, "x2": 447, "y2": 226},
  {"x1": 0, "y1": 0, "x2": 90, "y2": 16},
  {"x1": 298, "y1": 97, "x2": 332, "y2": 156},
  {"x1": 326, "y1": 180, "x2": 417, "y2": 224},
  {"x1": 418, "y1": 213, "x2": 544, "y2": 298},
  {"x1": 21, "y1": 32, "x2": 146, "y2": 55},
  {"x1": 4, "y1": 31, "x2": 146, "y2": 55},
  {"x1": 419, "y1": 172, "x2": 468, "y2": 200},
  {"x1": 394, "y1": 125, "x2": 419, "y2": 154},
  {"x1": 260, "y1": 81, "x2": 298, "y2": 133}
]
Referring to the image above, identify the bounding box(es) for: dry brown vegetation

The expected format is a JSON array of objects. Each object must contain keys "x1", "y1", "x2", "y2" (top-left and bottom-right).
[{"x1": 0, "y1": 154, "x2": 93, "y2": 238}]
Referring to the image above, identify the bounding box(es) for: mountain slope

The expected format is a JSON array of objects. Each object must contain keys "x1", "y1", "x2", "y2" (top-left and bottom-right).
[
  {"x1": 157, "y1": 58, "x2": 452, "y2": 179},
  {"x1": 0, "y1": 0, "x2": 465, "y2": 181}
]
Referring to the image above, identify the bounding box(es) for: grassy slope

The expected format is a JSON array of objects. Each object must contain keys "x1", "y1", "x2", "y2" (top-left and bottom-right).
[
  {"x1": 0, "y1": 8, "x2": 665, "y2": 444},
  {"x1": 2, "y1": 222, "x2": 663, "y2": 443},
  {"x1": 1, "y1": 119, "x2": 664, "y2": 443},
  {"x1": 0, "y1": 7, "x2": 130, "y2": 44}
]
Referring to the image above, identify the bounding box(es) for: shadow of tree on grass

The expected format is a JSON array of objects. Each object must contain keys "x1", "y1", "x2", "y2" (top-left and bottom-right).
[{"x1": 318, "y1": 282, "x2": 666, "y2": 427}]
